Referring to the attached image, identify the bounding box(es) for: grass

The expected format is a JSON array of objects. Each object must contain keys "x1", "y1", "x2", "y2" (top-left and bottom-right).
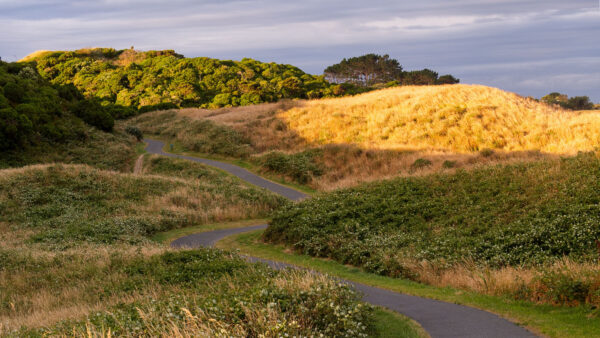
[
  {"x1": 372, "y1": 308, "x2": 429, "y2": 338},
  {"x1": 135, "y1": 134, "x2": 317, "y2": 194},
  {"x1": 217, "y1": 230, "x2": 600, "y2": 338},
  {"x1": 278, "y1": 85, "x2": 600, "y2": 154},
  {"x1": 153, "y1": 220, "x2": 428, "y2": 337},
  {"x1": 151, "y1": 219, "x2": 268, "y2": 244},
  {"x1": 0, "y1": 124, "x2": 138, "y2": 172},
  {"x1": 0, "y1": 163, "x2": 380, "y2": 336},
  {"x1": 264, "y1": 152, "x2": 600, "y2": 307},
  {"x1": 133, "y1": 85, "x2": 600, "y2": 190}
]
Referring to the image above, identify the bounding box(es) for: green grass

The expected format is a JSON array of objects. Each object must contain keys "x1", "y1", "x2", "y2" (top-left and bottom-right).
[
  {"x1": 372, "y1": 308, "x2": 428, "y2": 338},
  {"x1": 151, "y1": 219, "x2": 268, "y2": 244},
  {"x1": 0, "y1": 164, "x2": 371, "y2": 336},
  {"x1": 142, "y1": 135, "x2": 317, "y2": 195},
  {"x1": 217, "y1": 230, "x2": 600, "y2": 338}
]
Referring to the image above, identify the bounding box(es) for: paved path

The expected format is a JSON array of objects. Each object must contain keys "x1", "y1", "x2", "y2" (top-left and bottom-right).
[{"x1": 146, "y1": 139, "x2": 536, "y2": 338}]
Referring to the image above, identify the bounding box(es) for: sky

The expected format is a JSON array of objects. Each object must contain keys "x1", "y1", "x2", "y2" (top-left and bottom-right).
[{"x1": 1, "y1": 0, "x2": 599, "y2": 101}]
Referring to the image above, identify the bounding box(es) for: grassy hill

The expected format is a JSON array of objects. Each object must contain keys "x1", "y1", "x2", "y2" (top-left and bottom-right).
[
  {"x1": 0, "y1": 163, "x2": 376, "y2": 336},
  {"x1": 129, "y1": 84, "x2": 599, "y2": 189},
  {"x1": 264, "y1": 151, "x2": 600, "y2": 307}
]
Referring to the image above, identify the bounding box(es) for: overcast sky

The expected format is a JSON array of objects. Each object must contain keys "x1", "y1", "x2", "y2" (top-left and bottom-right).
[{"x1": 1, "y1": 0, "x2": 598, "y2": 101}]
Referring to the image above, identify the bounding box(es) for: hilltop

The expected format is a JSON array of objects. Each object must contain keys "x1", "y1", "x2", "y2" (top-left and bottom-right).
[{"x1": 135, "y1": 84, "x2": 599, "y2": 189}]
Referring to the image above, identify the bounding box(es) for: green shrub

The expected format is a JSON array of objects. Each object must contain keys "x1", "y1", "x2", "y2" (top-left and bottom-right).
[
  {"x1": 265, "y1": 153, "x2": 600, "y2": 274},
  {"x1": 442, "y1": 160, "x2": 456, "y2": 168},
  {"x1": 125, "y1": 125, "x2": 143, "y2": 140},
  {"x1": 410, "y1": 158, "x2": 432, "y2": 171},
  {"x1": 258, "y1": 149, "x2": 323, "y2": 184},
  {"x1": 73, "y1": 100, "x2": 114, "y2": 131}
]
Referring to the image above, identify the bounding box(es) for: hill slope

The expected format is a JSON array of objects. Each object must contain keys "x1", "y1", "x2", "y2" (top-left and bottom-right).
[
  {"x1": 279, "y1": 84, "x2": 600, "y2": 153},
  {"x1": 144, "y1": 84, "x2": 599, "y2": 189}
]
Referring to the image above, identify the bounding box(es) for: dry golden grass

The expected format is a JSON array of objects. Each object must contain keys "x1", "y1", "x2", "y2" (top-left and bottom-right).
[
  {"x1": 18, "y1": 50, "x2": 53, "y2": 62},
  {"x1": 279, "y1": 85, "x2": 600, "y2": 153},
  {"x1": 405, "y1": 258, "x2": 600, "y2": 306},
  {"x1": 171, "y1": 85, "x2": 599, "y2": 190},
  {"x1": 179, "y1": 84, "x2": 600, "y2": 155}
]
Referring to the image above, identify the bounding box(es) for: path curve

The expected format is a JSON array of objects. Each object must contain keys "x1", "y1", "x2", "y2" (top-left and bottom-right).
[{"x1": 146, "y1": 139, "x2": 536, "y2": 338}]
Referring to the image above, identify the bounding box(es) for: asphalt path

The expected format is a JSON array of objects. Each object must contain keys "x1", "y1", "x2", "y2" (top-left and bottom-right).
[{"x1": 146, "y1": 139, "x2": 536, "y2": 338}]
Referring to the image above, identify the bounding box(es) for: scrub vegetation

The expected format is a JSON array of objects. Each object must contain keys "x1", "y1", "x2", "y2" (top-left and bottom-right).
[
  {"x1": 132, "y1": 84, "x2": 599, "y2": 190},
  {"x1": 264, "y1": 152, "x2": 600, "y2": 307},
  {"x1": 0, "y1": 163, "x2": 379, "y2": 336}
]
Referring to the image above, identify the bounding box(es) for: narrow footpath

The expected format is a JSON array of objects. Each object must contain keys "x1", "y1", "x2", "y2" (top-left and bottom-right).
[{"x1": 145, "y1": 139, "x2": 536, "y2": 338}]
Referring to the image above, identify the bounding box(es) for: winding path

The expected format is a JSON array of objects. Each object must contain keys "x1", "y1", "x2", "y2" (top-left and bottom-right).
[{"x1": 145, "y1": 139, "x2": 536, "y2": 338}]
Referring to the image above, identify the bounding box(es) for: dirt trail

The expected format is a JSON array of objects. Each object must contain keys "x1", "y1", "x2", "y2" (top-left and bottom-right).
[{"x1": 133, "y1": 154, "x2": 144, "y2": 175}]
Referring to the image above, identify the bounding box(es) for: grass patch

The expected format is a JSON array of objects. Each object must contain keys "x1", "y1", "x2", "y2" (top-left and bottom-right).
[
  {"x1": 372, "y1": 308, "x2": 428, "y2": 338},
  {"x1": 217, "y1": 230, "x2": 600, "y2": 338},
  {"x1": 152, "y1": 219, "x2": 268, "y2": 244}
]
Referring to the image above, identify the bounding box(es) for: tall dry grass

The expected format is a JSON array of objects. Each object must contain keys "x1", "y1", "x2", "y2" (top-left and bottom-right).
[
  {"x1": 280, "y1": 85, "x2": 600, "y2": 153},
  {"x1": 170, "y1": 85, "x2": 599, "y2": 189}
]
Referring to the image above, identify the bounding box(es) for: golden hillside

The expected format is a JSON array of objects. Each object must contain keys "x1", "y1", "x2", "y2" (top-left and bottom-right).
[{"x1": 279, "y1": 84, "x2": 600, "y2": 153}]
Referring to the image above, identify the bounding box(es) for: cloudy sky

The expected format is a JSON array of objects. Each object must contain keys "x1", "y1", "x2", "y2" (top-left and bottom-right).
[{"x1": 1, "y1": 0, "x2": 599, "y2": 101}]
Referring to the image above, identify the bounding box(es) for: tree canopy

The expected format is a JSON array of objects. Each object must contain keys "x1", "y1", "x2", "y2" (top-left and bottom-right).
[
  {"x1": 0, "y1": 60, "x2": 129, "y2": 150},
  {"x1": 541, "y1": 92, "x2": 595, "y2": 110},
  {"x1": 324, "y1": 54, "x2": 459, "y2": 87},
  {"x1": 28, "y1": 48, "x2": 336, "y2": 110}
]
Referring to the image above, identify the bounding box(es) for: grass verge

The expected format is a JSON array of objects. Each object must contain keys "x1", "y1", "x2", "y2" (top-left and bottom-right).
[
  {"x1": 145, "y1": 136, "x2": 316, "y2": 195},
  {"x1": 217, "y1": 230, "x2": 600, "y2": 338}
]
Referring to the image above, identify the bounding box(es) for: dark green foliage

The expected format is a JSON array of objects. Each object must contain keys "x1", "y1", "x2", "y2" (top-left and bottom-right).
[
  {"x1": 73, "y1": 99, "x2": 114, "y2": 131},
  {"x1": 442, "y1": 160, "x2": 457, "y2": 168},
  {"x1": 541, "y1": 92, "x2": 595, "y2": 110},
  {"x1": 436, "y1": 74, "x2": 460, "y2": 85},
  {"x1": 410, "y1": 158, "x2": 432, "y2": 171},
  {"x1": 125, "y1": 125, "x2": 143, "y2": 140},
  {"x1": 265, "y1": 153, "x2": 600, "y2": 275},
  {"x1": 567, "y1": 96, "x2": 594, "y2": 110},
  {"x1": 324, "y1": 54, "x2": 403, "y2": 86},
  {"x1": 0, "y1": 61, "x2": 137, "y2": 154},
  {"x1": 324, "y1": 54, "x2": 459, "y2": 87},
  {"x1": 258, "y1": 149, "x2": 323, "y2": 184}
]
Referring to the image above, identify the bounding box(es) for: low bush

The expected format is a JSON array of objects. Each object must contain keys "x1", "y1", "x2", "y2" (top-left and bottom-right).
[
  {"x1": 257, "y1": 149, "x2": 323, "y2": 184},
  {"x1": 264, "y1": 153, "x2": 600, "y2": 305},
  {"x1": 125, "y1": 125, "x2": 143, "y2": 140}
]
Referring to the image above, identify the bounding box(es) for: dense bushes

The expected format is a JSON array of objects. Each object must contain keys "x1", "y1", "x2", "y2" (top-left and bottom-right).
[
  {"x1": 0, "y1": 60, "x2": 135, "y2": 151},
  {"x1": 28, "y1": 48, "x2": 336, "y2": 109},
  {"x1": 72, "y1": 99, "x2": 114, "y2": 131},
  {"x1": 265, "y1": 152, "x2": 600, "y2": 270}
]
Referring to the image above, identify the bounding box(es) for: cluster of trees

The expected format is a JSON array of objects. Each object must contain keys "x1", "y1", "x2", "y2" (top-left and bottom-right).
[
  {"x1": 0, "y1": 60, "x2": 128, "y2": 150},
  {"x1": 29, "y1": 48, "x2": 335, "y2": 109},
  {"x1": 541, "y1": 92, "x2": 596, "y2": 110},
  {"x1": 324, "y1": 54, "x2": 459, "y2": 87}
]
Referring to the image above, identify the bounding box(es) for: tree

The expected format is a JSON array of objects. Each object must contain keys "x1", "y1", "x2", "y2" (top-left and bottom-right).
[
  {"x1": 541, "y1": 93, "x2": 594, "y2": 110},
  {"x1": 402, "y1": 69, "x2": 438, "y2": 85},
  {"x1": 324, "y1": 54, "x2": 403, "y2": 86},
  {"x1": 436, "y1": 74, "x2": 460, "y2": 85},
  {"x1": 567, "y1": 96, "x2": 594, "y2": 110},
  {"x1": 541, "y1": 92, "x2": 568, "y2": 106}
]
